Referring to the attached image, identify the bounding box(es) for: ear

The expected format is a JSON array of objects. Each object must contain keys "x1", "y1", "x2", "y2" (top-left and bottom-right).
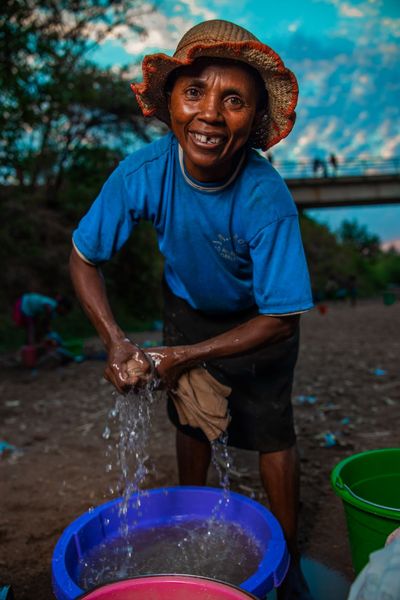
[{"x1": 166, "y1": 91, "x2": 172, "y2": 113}]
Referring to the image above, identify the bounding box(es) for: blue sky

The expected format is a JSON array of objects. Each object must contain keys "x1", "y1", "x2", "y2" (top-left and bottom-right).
[{"x1": 91, "y1": 0, "x2": 400, "y2": 243}]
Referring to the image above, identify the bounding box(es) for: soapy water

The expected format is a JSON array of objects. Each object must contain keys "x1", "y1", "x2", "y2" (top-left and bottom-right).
[{"x1": 78, "y1": 518, "x2": 263, "y2": 591}]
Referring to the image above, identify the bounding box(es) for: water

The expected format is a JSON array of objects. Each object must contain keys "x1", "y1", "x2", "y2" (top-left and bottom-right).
[
  {"x1": 211, "y1": 432, "x2": 231, "y2": 497},
  {"x1": 87, "y1": 380, "x2": 247, "y2": 593},
  {"x1": 210, "y1": 433, "x2": 233, "y2": 519},
  {"x1": 78, "y1": 518, "x2": 263, "y2": 591},
  {"x1": 103, "y1": 383, "x2": 159, "y2": 536}
]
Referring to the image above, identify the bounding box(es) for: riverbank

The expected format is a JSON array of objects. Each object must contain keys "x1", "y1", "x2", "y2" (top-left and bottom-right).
[{"x1": 0, "y1": 299, "x2": 399, "y2": 598}]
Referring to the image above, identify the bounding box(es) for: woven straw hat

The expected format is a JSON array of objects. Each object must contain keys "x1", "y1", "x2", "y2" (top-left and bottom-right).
[{"x1": 131, "y1": 19, "x2": 298, "y2": 151}]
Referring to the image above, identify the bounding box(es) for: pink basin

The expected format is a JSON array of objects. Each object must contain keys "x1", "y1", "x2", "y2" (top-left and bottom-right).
[{"x1": 81, "y1": 575, "x2": 258, "y2": 599}]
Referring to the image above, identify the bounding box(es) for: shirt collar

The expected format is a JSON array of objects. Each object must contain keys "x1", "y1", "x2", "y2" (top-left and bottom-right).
[{"x1": 178, "y1": 145, "x2": 246, "y2": 193}]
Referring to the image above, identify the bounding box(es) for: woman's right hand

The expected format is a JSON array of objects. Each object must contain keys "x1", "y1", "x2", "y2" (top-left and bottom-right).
[{"x1": 104, "y1": 338, "x2": 153, "y2": 394}]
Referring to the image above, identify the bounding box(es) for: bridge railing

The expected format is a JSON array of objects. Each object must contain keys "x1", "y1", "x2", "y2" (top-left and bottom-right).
[{"x1": 269, "y1": 156, "x2": 400, "y2": 180}]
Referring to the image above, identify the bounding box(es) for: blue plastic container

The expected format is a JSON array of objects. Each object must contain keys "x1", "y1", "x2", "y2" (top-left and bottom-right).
[{"x1": 52, "y1": 486, "x2": 289, "y2": 600}]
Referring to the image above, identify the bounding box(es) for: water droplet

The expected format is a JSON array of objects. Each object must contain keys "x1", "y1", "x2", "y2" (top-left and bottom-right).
[{"x1": 102, "y1": 426, "x2": 111, "y2": 440}]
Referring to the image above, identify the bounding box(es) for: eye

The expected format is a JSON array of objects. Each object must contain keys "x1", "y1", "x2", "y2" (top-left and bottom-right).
[
  {"x1": 225, "y1": 96, "x2": 244, "y2": 108},
  {"x1": 185, "y1": 87, "x2": 202, "y2": 99}
]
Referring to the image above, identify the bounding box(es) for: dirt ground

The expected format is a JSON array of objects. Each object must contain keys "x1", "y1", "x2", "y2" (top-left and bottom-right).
[{"x1": 1, "y1": 299, "x2": 399, "y2": 599}]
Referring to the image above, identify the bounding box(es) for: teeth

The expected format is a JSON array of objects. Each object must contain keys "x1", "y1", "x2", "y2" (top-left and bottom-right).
[{"x1": 193, "y1": 133, "x2": 222, "y2": 145}]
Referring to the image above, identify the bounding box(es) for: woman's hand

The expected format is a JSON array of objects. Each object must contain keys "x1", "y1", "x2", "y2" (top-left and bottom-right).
[
  {"x1": 104, "y1": 338, "x2": 153, "y2": 394},
  {"x1": 146, "y1": 346, "x2": 188, "y2": 390}
]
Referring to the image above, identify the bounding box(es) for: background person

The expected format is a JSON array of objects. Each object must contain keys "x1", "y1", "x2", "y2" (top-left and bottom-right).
[
  {"x1": 12, "y1": 292, "x2": 72, "y2": 346},
  {"x1": 70, "y1": 19, "x2": 314, "y2": 600},
  {"x1": 329, "y1": 152, "x2": 338, "y2": 176}
]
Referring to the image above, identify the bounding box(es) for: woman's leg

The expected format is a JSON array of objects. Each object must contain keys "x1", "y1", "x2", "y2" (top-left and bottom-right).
[
  {"x1": 259, "y1": 444, "x2": 300, "y2": 557},
  {"x1": 176, "y1": 429, "x2": 211, "y2": 485},
  {"x1": 259, "y1": 445, "x2": 313, "y2": 599}
]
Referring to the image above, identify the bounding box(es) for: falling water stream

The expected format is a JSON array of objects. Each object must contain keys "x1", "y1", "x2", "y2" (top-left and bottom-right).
[{"x1": 78, "y1": 380, "x2": 263, "y2": 592}]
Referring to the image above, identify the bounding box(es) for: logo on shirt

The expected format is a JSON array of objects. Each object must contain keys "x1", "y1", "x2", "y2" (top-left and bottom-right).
[{"x1": 212, "y1": 233, "x2": 246, "y2": 262}]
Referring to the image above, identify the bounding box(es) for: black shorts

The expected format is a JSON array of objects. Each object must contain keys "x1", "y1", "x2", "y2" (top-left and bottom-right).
[{"x1": 163, "y1": 281, "x2": 299, "y2": 453}]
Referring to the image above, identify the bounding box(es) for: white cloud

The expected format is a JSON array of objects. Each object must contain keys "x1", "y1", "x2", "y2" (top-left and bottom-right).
[
  {"x1": 351, "y1": 72, "x2": 375, "y2": 97},
  {"x1": 288, "y1": 21, "x2": 301, "y2": 33},
  {"x1": 177, "y1": 0, "x2": 216, "y2": 20},
  {"x1": 378, "y1": 43, "x2": 399, "y2": 55},
  {"x1": 294, "y1": 123, "x2": 320, "y2": 153},
  {"x1": 93, "y1": 1, "x2": 217, "y2": 58},
  {"x1": 380, "y1": 134, "x2": 400, "y2": 158},
  {"x1": 339, "y1": 3, "x2": 364, "y2": 18},
  {"x1": 381, "y1": 18, "x2": 400, "y2": 38},
  {"x1": 95, "y1": 11, "x2": 186, "y2": 57},
  {"x1": 123, "y1": 14, "x2": 174, "y2": 54},
  {"x1": 313, "y1": 0, "x2": 377, "y2": 17}
]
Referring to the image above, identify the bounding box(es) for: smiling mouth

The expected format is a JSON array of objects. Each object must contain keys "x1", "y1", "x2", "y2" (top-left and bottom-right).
[{"x1": 190, "y1": 132, "x2": 225, "y2": 146}]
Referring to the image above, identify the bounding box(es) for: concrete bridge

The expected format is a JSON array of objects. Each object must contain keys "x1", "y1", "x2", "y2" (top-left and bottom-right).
[{"x1": 276, "y1": 156, "x2": 400, "y2": 209}]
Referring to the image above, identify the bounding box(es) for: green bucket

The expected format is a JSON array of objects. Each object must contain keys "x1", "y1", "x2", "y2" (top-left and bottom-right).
[
  {"x1": 383, "y1": 291, "x2": 396, "y2": 306},
  {"x1": 331, "y1": 448, "x2": 400, "y2": 575}
]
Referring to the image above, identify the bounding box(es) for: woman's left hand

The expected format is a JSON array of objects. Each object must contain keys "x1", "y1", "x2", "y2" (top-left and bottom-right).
[{"x1": 146, "y1": 346, "x2": 188, "y2": 389}]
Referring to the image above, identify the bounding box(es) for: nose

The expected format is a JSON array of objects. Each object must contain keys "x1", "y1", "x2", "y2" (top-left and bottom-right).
[{"x1": 198, "y1": 92, "x2": 224, "y2": 122}]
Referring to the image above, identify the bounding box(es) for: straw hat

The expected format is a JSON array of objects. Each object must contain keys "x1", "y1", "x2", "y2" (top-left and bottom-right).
[{"x1": 131, "y1": 19, "x2": 298, "y2": 151}]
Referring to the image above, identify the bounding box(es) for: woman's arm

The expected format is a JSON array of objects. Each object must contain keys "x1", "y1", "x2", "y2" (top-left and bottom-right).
[
  {"x1": 147, "y1": 313, "x2": 299, "y2": 388},
  {"x1": 69, "y1": 246, "x2": 152, "y2": 393}
]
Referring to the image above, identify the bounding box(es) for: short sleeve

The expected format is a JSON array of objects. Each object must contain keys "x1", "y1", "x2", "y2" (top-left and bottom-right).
[
  {"x1": 250, "y1": 215, "x2": 314, "y2": 314},
  {"x1": 72, "y1": 165, "x2": 144, "y2": 264}
]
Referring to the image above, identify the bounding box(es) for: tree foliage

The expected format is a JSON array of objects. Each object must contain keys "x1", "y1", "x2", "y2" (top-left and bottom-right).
[
  {"x1": 300, "y1": 214, "x2": 400, "y2": 300},
  {"x1": 0, "y1": 0, "x2": 154, "y2": 198},
  {"x1": 0, "y1": 0, "x2": 166, "y2": 326},
  {"x1": 336, "y1": 219, "x2": 381, "y2": 258}
]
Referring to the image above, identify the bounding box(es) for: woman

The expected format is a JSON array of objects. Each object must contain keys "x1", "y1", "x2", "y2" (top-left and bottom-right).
[{"x1": 70, "y1": 20, "x2": 314, "y2": 599}]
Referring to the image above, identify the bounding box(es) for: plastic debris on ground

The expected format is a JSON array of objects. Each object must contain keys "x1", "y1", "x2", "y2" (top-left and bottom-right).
[
  {"x1": 373, "y1": 368, "x2": 387, "y2": 376},
  {"x1": 5, "y1": 400, "x2": 20, "y2": 408},
  {"x1": 315, "y1": 430, "x2": 344, "y2": 448},
  {"x1": 0, "y1": 440, "x2": 16, "y2": 455},
  {"x1": 322, "y1": 432, "x2": 338, "y2": 448},
  {"x1": 295, "y1": 395, "x2": 318, "y2": 405},
  {"x1": 314, "y1": 413, "x2": 355, "y2": 448}
]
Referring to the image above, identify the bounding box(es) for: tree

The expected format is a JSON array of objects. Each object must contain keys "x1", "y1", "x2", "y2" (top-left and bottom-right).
[
  {"x1": 0, "y1": 0, "x2": 157, "y2": 199},
  {"x1": 336, "y1": 220, "x2": 381, "y2": 259},
  {"x1": 300, "y1": 214, "x2": 349, "y2": 293},
  {"x1": 299, "y1": 214, "x2": 391, "y2": 298}
]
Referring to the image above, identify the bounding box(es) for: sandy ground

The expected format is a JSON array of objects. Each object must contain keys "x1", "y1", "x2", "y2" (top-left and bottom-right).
[{"x1": 0, "y1": 299, "x2": 399, "y2": 599}]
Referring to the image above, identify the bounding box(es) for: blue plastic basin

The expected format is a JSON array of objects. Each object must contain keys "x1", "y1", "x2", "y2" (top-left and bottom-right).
[{"x1": 52, "y1": 486, "x2": 289, "y2": 600}]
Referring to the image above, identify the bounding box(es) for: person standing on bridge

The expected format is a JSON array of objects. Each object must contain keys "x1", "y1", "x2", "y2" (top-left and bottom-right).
[
  {"x1": 69, "y1": 19, "x2": 314, "y2": 599},
  {"x1": 329, "y1": 153, "x2": 338, "y2": 176}
]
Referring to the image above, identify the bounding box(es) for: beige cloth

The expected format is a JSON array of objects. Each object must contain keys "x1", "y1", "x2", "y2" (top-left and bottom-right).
[{"x1": 170, "y1": 368, "x2": 232, "y2": 441}]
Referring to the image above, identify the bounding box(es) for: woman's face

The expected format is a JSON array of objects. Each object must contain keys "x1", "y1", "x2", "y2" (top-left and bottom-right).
[{"x1": 168, "y1": 60, "x2": 261, "y2": 182}]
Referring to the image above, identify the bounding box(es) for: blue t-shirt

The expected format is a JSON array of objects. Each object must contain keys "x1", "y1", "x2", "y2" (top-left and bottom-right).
[
  {"x1": 21, "y1": 293, "x2": 57, "y2": 317},
  {"x1": 73, "y1": 132, "x2": 313, "y2": 315}
]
